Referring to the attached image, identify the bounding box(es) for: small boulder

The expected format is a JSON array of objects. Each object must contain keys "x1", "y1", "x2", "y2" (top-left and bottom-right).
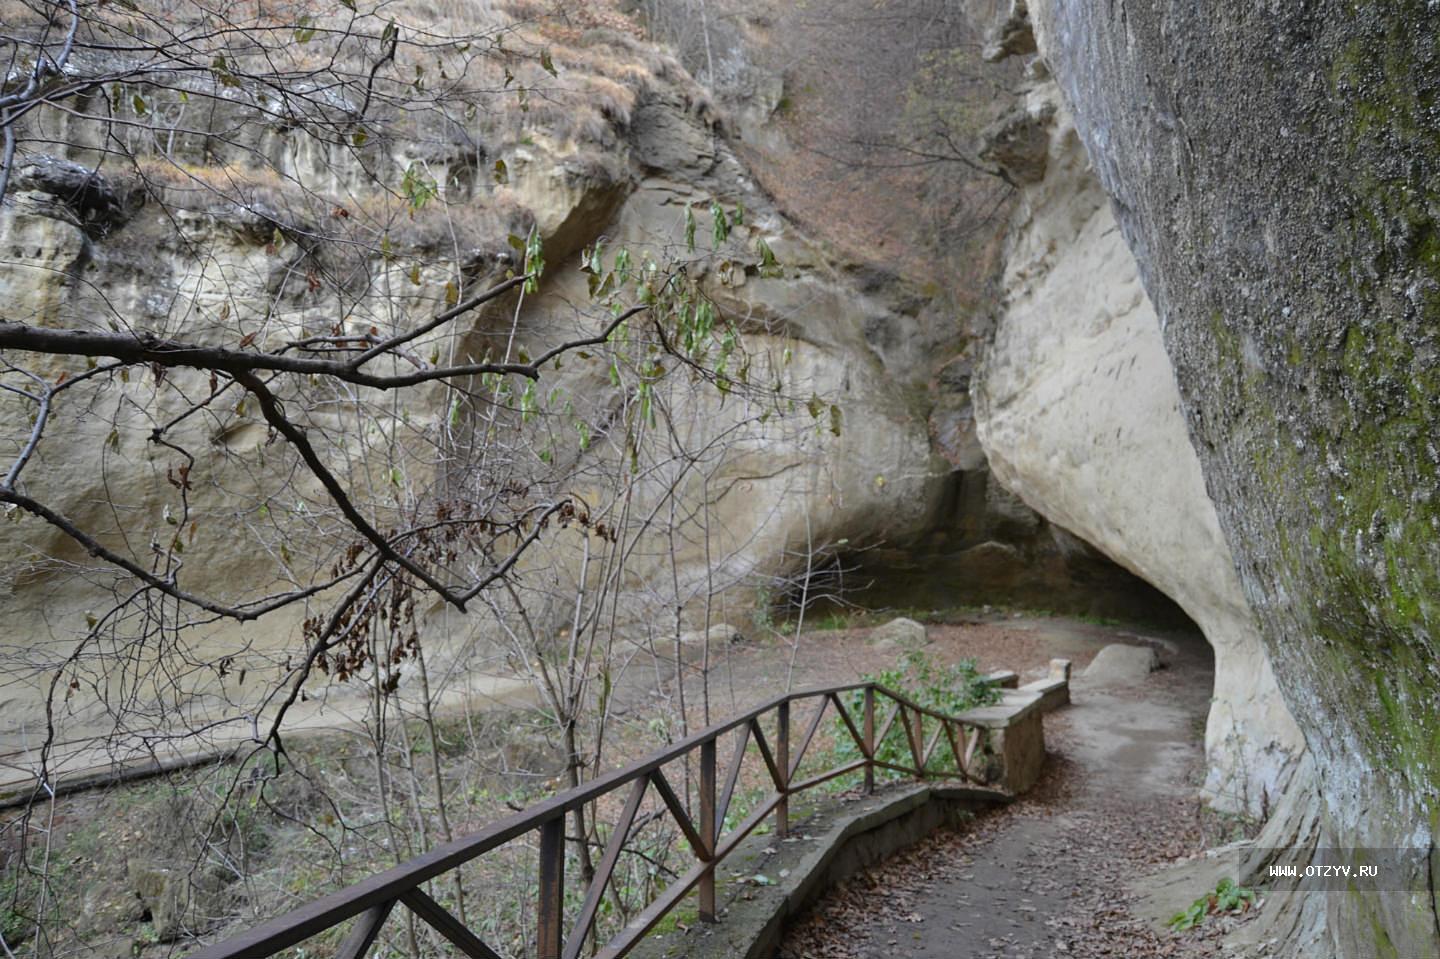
[
  {"x1": 1082, "y1": 644, "x2": 1161, "y2": 685},
  {"x1": 678, "y1": 623, "x2": 743, "y2": 646},
  {"x1": 672, "y1": 624, "x2": 743, "y2": 663},
  {"x1": 13, "y1": 155, "x2": 142, "y2": 236},
  {"x1": 870, "y1": 617, "x2": 928, "y2": 650},
  {"x1": 127, "y1": 861, "x2": 229, "y2": 941},
  {"x1": 79, "y1": 874, "x2": 148, "y2": 937}
]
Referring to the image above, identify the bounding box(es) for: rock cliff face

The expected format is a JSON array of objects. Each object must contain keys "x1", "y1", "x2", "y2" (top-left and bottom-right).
[
  {"x1": 665, "y1": 0, "x2": 1188, "y2": 625},
  {"x1": 1028, "y1": 0, "x2": 1440, "y2": 953},
  {"x1": 974, "y1": 75, "x2": 1305, "y2": 817},
  {"x1": 0, "y1": 8, "x2": 1156, "y2": 774},
  {"x1": 0, "y1": 1, "x2": 1146, "y2": 777},
  {"x1": 0, "y1": 44, "x2": 944, "y2": 759}
]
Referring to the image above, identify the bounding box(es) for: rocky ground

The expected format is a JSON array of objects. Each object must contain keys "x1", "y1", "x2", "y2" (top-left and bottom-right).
[
  {"x1": 778, "y1": 619, "x2": 1262, "y2": 958},
  {"x1": 672, "y1": 610, "x2": 1156, "y2": 721}
]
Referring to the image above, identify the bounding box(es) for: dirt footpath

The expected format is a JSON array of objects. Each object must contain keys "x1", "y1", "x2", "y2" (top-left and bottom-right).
[{"x1": 779, "y1": 618, "x2": 1242, "y2": 958}]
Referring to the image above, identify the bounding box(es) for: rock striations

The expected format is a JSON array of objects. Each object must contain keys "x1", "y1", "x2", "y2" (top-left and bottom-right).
[
  {"x1": 1027, "y1": 0, "x2": 1440, "y2": 953},
  {"x1": 974, "y1": 67, "x2": 1306, "y2": 820}
]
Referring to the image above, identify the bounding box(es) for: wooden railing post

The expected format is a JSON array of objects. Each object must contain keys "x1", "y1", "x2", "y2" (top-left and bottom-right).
[
  {"x1": 334, "y1": 900, "x2": 393, "y2": 959},
  {"x1": 538, "y1": 817, "x2": 565, "y2": 959},
  {"x1": 775, "y1": 701, "x2": 790, "y2": 838},
  {"x1": 699, "y1": 737, "x2": 717, "y2": 922},
  {"x1": 863, "y1": 686, "x2": 875, "y2": 794},
  {"x1": 909, "y1": 707, "x2": 924, "y2": 782}
]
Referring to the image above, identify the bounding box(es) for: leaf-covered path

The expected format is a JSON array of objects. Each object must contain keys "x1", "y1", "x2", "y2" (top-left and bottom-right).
[{"x1": 780, "y1": 622, "x2": 1248, "y2": 958}]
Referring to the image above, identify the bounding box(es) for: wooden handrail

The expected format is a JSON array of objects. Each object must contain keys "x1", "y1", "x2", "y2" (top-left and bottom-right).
[{"x1": 188, "y1": 682, "x2": 999, "y2": 959}]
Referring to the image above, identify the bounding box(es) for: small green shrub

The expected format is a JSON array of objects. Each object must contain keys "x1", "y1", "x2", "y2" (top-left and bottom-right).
[
  {"x1": 1, "y1": 882, "x2": 28, "y2": 948},
  {"x1": 807, "y1": 609, "x2": 856, "y2": 631},
  {"x1": 830, "y1": 650, "x2": 1000, "y2": 780},
  {"x1": 751, "y1": 585, "x2": 776, "y2": 634},
  {"x1": 1168, "y1": 878, "x2": 1257, "y2": 931},
  {"x1": 721, "y1": 783, "x2": 771, "y2": 835}
]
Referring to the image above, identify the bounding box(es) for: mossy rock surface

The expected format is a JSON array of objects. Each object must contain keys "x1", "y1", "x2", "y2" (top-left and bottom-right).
[{"x1": 1031, "y1": 0, "x2": 1440, "y2": 953}]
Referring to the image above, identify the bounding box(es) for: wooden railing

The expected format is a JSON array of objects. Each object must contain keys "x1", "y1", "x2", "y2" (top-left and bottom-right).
[{"x1": 190, "y1": 682, "x2": 998, "y2": 959}]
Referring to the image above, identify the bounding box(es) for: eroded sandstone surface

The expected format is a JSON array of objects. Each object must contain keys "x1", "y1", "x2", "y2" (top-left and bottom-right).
[
  {"x1": 974, "y1": 70, "x2": 1306, "y2": 818},
  {"x1": 1029, "y1": 0, "x2": 1440, "y2": 952}
]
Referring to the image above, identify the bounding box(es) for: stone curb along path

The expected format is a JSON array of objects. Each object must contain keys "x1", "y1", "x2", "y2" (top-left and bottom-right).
[{"x1": 629, "y1": 784, "x2": 1013, "y2": 959}]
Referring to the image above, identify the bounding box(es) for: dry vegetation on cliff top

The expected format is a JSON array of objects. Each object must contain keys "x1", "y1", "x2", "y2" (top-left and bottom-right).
[
  {"x1": 3, "y1": 0, "x2": 698, "y2": 199},
  {"x1": 633, "y1": 0, "x2": 1019, "y2": 299}
]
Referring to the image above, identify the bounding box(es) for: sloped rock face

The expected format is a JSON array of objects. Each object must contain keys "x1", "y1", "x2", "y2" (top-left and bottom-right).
[
  {"x1": 1030, "y1": 1, "x2": 1440, "y2": 953},
  {"x1": 1081, "y1": 643, "x2": 1160, "y2": 685},
  {"x1": 974, "y1": 79, "x2": 1305, "y2": 817},
  {"x1": 0, "y1": 60, "x2": 946, "y2": 758},
  {"x1": 0, "y1": 5, "x2": 1185, "y2": 773},
  {"x1": 8, "y1": 12, "x2": 1129, "y2": 778}
]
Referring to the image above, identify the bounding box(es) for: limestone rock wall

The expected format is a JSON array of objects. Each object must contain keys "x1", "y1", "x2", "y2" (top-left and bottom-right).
[
  {"x1": 1028, "y1": 0, "x2": 1440, "y2": 953},
  {"x1": 1, "y1": 1, "x2": 1188, "y2": 785},
  {"x1": 974, "y1": 78, "x2": 1305, "y2": 817},
  {"x1": 0, "y1": 30, "x2": 955, "y2": 773}
]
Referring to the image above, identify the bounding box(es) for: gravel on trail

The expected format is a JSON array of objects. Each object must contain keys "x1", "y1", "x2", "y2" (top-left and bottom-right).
[{"x1": 779, "y1": 624, "x2": 1256, "y2": 958}]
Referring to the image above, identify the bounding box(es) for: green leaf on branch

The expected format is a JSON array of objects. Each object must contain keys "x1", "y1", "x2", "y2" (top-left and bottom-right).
[
  {"x1": 757, "y1": 237, "x2": 783, "y2": 278},
  {"x1": 709, "y1": 200, "x2": 729, "y2": 246},
  {"x1": 520, "y1": 381, "x2": 537, "y2": 422},
  {"x1": 523, "y1": 227, "x2": 545, "y2": 293},
  {"x1": 211, "y1": 56, "x2": 240, "y2": 88},
  {"x1": 401, "y1": 162, "x2": 438, "y2": 211}
]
